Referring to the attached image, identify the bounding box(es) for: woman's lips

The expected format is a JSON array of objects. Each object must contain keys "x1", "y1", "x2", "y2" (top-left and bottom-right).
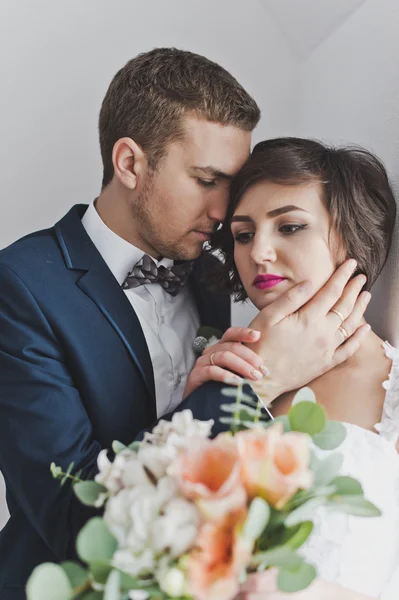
[{"x1": 253, "y1": 275, "x2": 287, "y2": 290}]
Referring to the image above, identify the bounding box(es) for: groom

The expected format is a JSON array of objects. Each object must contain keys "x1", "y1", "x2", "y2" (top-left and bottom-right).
[{"x1": 0, "y1": 48, "x2": 367, "y2": 597}]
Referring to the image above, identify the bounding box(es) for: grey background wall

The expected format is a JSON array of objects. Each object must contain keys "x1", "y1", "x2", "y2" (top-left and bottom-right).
[{"x1": 1, "y1": 0, "x2": 398, "y2": 530}]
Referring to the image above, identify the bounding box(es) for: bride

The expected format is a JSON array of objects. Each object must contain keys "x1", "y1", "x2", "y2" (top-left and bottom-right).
[{"x1": 185, "y1": 138, "x2": 399, "y2": 599}]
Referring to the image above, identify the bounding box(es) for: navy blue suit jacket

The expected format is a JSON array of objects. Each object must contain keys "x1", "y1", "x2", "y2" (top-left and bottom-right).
[{"x1": 0, "y1": 205, "x2": 232, "y2": 598}]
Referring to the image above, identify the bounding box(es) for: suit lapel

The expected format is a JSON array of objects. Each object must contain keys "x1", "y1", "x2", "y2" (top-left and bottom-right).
[{"x1": 54, "y1": 205, "x2": 156, "y2": 407}]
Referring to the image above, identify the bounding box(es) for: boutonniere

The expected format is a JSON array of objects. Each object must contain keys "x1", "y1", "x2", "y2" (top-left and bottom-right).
[{"x1": 192, "y1": 325, "x2": 223, "y2": 355}]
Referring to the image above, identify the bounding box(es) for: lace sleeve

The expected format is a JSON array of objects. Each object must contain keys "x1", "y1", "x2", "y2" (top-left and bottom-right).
[{"x1": 374, "y1": 343, "x2": 399, "y2": 446}]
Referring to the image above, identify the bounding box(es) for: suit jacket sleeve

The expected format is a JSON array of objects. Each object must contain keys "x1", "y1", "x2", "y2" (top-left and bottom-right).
[{"x1": 0, "y1": 264, "x2": 100, "y2": 559}]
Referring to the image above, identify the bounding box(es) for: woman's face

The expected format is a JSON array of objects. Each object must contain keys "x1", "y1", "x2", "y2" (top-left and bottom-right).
[{"x1": 231, "y1": 180, "x2": 344, "y2": 310}]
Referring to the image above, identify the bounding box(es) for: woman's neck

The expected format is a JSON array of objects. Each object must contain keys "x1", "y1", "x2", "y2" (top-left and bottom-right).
[{"x1": 341, "y1": 319, "x2": 384, "y2": 370}]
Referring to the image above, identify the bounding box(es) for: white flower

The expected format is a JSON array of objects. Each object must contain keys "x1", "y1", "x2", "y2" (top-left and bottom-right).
[
  {"x1": 154, "y1": 475, "x2": 179, "y2": 507},
  {"x1": 104, "y1": 476, "x2": 182, "y2": 554},
  {"x1": 152, "y1": 496, "x2": 200, "y2": 557},
  {"x1": 158, "y1": 567, "x2": 186, "y2": 598},
  {"x1": 137, "y1": 444, "x2": 174, "y2": 480},
  {"x1": 143, "y1": 410, "x2": 213, "y2": 450},
  {"x1": 104, "y1": 484, "x2": 157, "y2": 549},
  {"x1": 112, "y1": 547, "x2": 155, "y2": 577},
  {"x1": 95, "y1": 449, "x2": 150, "y2": 493}
]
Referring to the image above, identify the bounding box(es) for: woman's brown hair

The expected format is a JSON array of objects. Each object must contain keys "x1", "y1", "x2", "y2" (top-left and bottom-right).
[{"x1": 209, "y1": 137, "x2": 397, "y2": 301}]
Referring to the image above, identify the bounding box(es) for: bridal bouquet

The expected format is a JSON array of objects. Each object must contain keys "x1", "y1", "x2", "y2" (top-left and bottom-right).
[{"x1": 27, "y1": 384, "x2": 380, "y2": 600}]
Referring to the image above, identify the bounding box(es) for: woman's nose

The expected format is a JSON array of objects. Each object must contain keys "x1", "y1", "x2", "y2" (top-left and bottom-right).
[{"x1": 250, "y1": 239, "x2": 277, "y2": 265}]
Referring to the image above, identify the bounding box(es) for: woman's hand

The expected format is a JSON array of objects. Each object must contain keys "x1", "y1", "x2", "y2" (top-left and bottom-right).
[
  {"x1": 183, "y1": 327, "x2": 268, "y2": 399},
  {"x1": 235, "y1": 570, "x2": 375, "y2": 600},
  {"x1": 246, "y1": 261, "x2": 371, "y2": 399}
]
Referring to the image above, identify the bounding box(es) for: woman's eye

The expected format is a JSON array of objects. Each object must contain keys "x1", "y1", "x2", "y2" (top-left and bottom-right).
[
  {"x1": 279, "y1": 224, "x2": 307, "y2": 234},
  {"x1": 233, "y1": 231, "x2": 254, "y2": 244},
  {"x1": 197, "y1": 178, "x2": 217, "y2": 188}
]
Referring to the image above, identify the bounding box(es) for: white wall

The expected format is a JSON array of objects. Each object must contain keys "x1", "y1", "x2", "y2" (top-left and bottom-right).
[
  {"x1": 0, "y1": 0, "x2": 299, "y2": 530},
  {"x1": 297, "y1": 0, "x2": 399, "y2": 345}
]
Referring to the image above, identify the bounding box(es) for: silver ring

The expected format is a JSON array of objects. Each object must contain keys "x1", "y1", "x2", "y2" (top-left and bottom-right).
[
  {"x1": 339, "y1": 326, "x2": 349, "y2": 339},
  {"x1": 210, "y1": 352, "x2": 216, "y2": 366},
  {"x1": 331, "y1": 308, "x2": 345, "y2": 324}
]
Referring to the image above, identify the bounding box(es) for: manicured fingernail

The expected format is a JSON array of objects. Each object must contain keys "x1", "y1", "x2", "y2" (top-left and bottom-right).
[
  {"x1": 363, "y1": 291, "x2": 371, "y2": 304},
  {"x1": 259, "y1": 364, "x2": 270, "y2": 376},
  {"x1": 349, "y1": 259, "x2": 357, "y2": 272},
  {"x1": 250, "y1": 368, "x2": 264, "y2": 380},
  {"x1": 248, "y1": 329, "x2": 260, "y2": 338}
]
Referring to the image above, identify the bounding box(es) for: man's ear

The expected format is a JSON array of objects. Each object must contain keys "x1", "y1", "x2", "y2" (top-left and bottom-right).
[{"x1": 112, "y1": 137, "x2": 147, "y2": 190}]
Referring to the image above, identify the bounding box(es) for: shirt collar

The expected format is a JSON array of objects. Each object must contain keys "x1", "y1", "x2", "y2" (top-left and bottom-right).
[{"x1": 81, "y1": 200, "x2": 173, "y2": 286}]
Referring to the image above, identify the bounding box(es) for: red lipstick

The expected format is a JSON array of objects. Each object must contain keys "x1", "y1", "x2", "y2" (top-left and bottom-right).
[{"x1": 253, "y1": 274, "x2": 287, "y2": 290}]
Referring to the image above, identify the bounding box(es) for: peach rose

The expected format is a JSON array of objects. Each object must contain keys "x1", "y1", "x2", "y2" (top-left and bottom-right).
[
  {"x1": 169, "y1": 435, "x2": 247, "y2": 522},
  {"x1": 186, "y1": 519, "x2": 252, "y2": 600},
  {"x1": 236, "y1": 423, "x2": 313, "y2": 509}
]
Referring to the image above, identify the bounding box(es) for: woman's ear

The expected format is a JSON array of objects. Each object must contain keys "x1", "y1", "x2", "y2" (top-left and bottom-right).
[{"x1": 112, "y1": 137, "x2": 146, "y2": 190}]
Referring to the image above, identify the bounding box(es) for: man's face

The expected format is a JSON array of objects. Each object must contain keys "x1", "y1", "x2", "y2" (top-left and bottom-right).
[{"x1": 131, "y1": 116, "x2": 251, "y2": 260}]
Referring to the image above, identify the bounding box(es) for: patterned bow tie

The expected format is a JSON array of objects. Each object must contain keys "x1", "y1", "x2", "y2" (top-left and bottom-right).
[{"x1": 122, "y1": 254, "x2": 194, "y2": 297}]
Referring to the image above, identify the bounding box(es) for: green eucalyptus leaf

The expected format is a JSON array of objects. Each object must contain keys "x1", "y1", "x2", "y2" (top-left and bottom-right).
[
  {"x1": 252, "y1": 546, "x2": 303, "y2": 570},
  {"x1": 280, "y1": 521, "x2": 314, "y2": 550},
  {"x1": 277, "y1": 561, "x2": 317, "y2": 593},
  {"x1": 311, "y1": 452, "x2": 344, "y2": 487},
  {"x1": 288, "y1": 402, "x2": 326, "y2": 435},
  {"x1": 128, "y1": 441, "x2": 141, "y2": 451},
  {"x1": 240, "y1": 405, "x2": 265, "y2": 417},
  {"x1": 330, "y1": 476, "x2": 363, "y2": 496},
  {"x1": 312, "y1": 421, "x2": 346, "y2": 450},
  {"x1": 61, "y1": 462, "x2": 75, "y2": 486},
  {"x1": 112, "y1": 441, "x2": 128, "y2": 454},
  {"x1": 50, "y1": 462, "x2": 63, "y2": 479},
  {"x1": 219, "y1": 416, "x2": 236, "y2": 425},
  {"x1": 243, "y1": 497, "x2": 271, "y2": 541},
  {"x1": 292, "y1": 387, "x2": 316, "y2": 406},
  {"x1": 90, "y1": 562, "x2": 113, "y2": 584},
  {"x1": 330, "y1": 495, "x2": 382, "y2": 516},
  {"x1": 74, "y1": 481, "x2": 107, "y2": 507},
  {"x1": 104, "y1": 570, "x2": 121, "y2": 600},
  {"x1": 81, "y1": 592, "x2": 103, "y2": 600},
  {"x1": 77, "y1": 517, "x2": 118, "y2": 563},
  {"x1": 240, "y1": 420, "x2": 267, "y2": 429},
  {"x1": 26, "y1": 563, "x2": 73, "y2": 600},
  {"x1": 220, "y1": 387, "x2": 253, "y2": 401},
  {"x1": 284, "y1": 497, "x2": 327, "y2": 527},
  {"x1": 61, "y1": 561, "x2": 88, "y2": 588}
]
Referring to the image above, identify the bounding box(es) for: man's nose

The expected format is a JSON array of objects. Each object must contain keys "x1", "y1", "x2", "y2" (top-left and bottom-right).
[{"x1": 207, "y1": 190, "x2": 229, "y2": 224}]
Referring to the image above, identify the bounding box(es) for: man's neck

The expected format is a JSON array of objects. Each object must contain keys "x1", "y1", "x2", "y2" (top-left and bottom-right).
[{"x1": 95, "y1": 187, "x2": 160, "y2": 258}]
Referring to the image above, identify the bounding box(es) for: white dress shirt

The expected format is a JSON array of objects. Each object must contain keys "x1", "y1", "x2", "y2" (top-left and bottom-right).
[{"x1": 82, "y1": 201, "x2": 200, "y2": 417}]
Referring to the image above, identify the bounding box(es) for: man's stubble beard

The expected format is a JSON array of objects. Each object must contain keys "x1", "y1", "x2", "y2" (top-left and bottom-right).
[{"x1": 131, "y1": 176, "x2": 202, "y2": 261}]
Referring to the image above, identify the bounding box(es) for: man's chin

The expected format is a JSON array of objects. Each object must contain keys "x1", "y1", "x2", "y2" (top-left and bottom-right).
[{"x1": 167, "y1": 243, "x2": 203, "y2": 262}]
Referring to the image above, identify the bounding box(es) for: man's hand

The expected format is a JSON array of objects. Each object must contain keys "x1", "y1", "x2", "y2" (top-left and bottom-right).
[
  {"x1": 246, "y1": 259, "x2": 371, "y2": 399},
  {"x1": 183, "y1": 328, "x2": 268, "y2": 399}
]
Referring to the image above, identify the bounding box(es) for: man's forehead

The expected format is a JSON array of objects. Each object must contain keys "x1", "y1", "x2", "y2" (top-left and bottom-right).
[{"x1": 180, "y1": 115, "x2": 251, "y2": 173}]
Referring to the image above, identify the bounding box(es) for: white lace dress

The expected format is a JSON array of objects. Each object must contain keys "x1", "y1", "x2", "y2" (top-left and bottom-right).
[{"x1": 300, "y1": 342, "x2": 399, "y2": 599}]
